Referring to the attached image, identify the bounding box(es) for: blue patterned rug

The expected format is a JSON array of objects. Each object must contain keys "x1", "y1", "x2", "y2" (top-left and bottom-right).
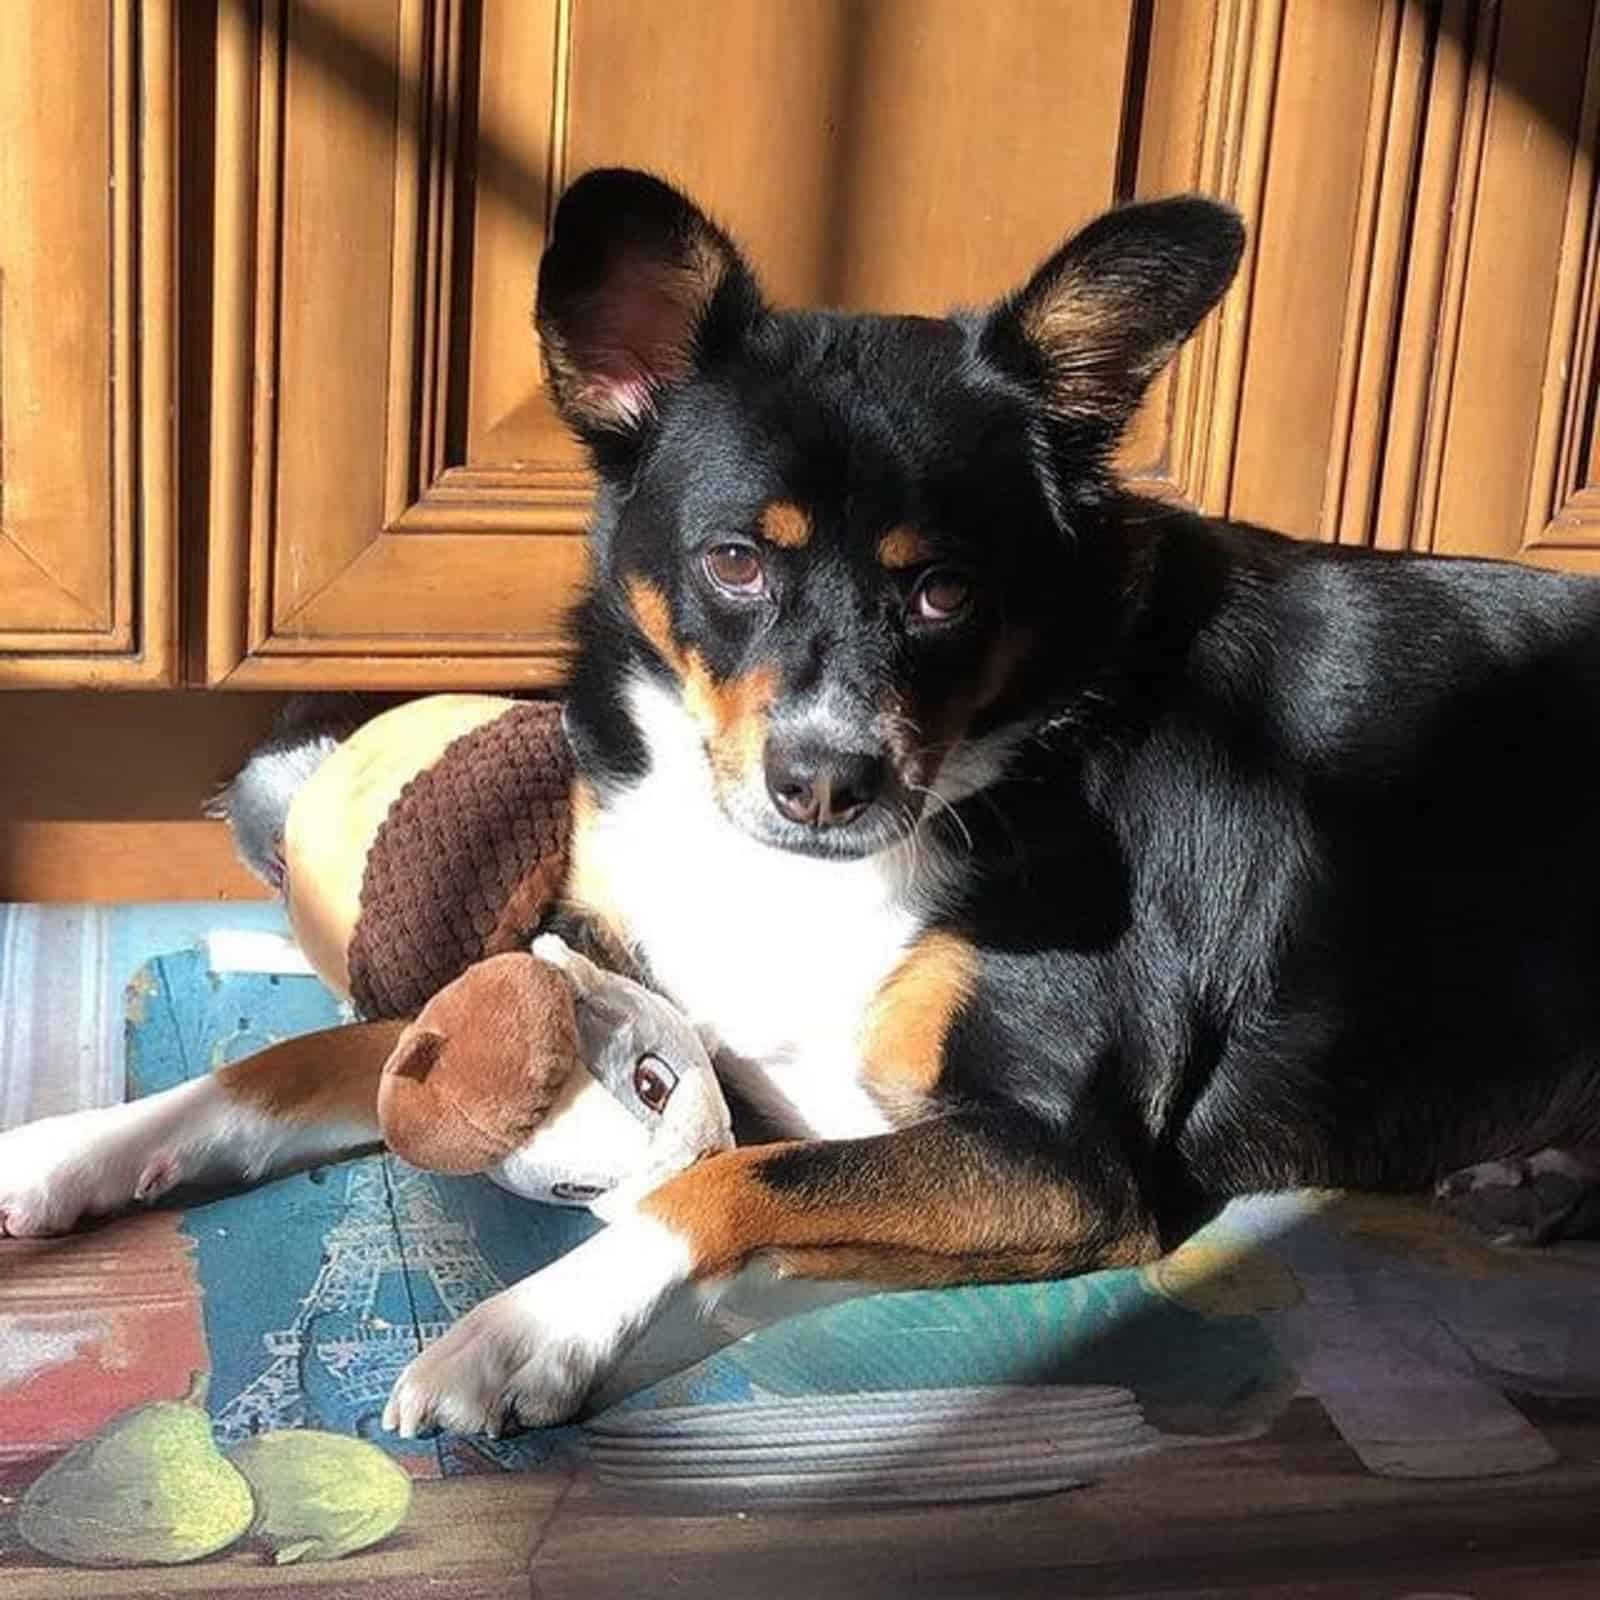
[{"x1": 7, "y1": 903, "x2": 1600, "y2": 1514}]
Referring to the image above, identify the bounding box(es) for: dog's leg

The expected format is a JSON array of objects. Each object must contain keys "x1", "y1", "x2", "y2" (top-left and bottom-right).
[
  {"x1": 384, "y1": 1112, "x2": 1156, "y2": 1437},
  {"x1": 1436, "y1": 1145, "x2": 1600, "y2": 1245},
  {"x1": 0, "y1": 1022, "x2": 401, "y2": 1237}
]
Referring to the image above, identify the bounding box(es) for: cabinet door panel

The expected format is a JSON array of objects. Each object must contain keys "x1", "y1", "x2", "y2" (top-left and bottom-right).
[{"x1": 0, "y1": 0, "x2": 175, "y2": 684}]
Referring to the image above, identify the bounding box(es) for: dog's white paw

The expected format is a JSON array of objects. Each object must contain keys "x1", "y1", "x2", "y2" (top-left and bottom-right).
[
  {"x1": 0, "y1": 1105, "x2": 179, "y2": 1238},
  {"x1": 382, "y1": 1283, "x2": 598, "y2": 1437},
  {"x1": 382, "y1": 1214, "x2": 691, "y2": 1438}
]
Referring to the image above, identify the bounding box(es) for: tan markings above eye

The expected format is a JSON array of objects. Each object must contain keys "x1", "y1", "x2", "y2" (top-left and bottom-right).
[
  {"x1": 633, "y1": 1055, "x2": 679, "y2": 1113},
  {"x1": 704, "y1": 543, "x2": 766, "y2": 596},
  {"x1": 879, "y1": 526, "x2": 935, "y2": 570},
  {"x1": 912, "y1": 570, "x2": 974, "y2": 622},
  {"x1": 760, "y1": 500, "x2": 812, "y2": 548}
]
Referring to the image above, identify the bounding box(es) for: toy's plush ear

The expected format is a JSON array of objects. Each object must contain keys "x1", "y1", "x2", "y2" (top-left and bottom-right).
[
  {"x1": 385, "y1": 1027, "x2": 443, "y2": 1083},
  {"x1": 982, "y1": 196, "x2": 1244, "y2": 446},
  {"x1": 536, "y1": 168, "x2": 764, "y2": 467},
  {"x1": 530, "y1": 931, "x2": 604, "y2": 997}
]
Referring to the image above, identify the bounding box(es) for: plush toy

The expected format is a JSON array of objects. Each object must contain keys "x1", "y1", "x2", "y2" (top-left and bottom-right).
[
  {"x1": 217, "y1": 693, "x2": 735, "y2": 1215},
  {"x1": 378, "y1": 935, "x2": 733, "y2": 1217}
]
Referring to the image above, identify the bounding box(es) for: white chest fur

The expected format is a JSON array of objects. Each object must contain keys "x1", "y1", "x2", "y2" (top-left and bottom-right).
[{"x1": 571, "y1": 679, "x2": 941, "y2": 1140}]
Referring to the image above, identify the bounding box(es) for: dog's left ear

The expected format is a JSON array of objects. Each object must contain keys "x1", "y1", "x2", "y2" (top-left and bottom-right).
[
  {"x1": 536, "y1": 168, "x2": 763, "y2": 465},
  {"x1": 983, "y1": 196, "x2": 1244, "y2": 445}
]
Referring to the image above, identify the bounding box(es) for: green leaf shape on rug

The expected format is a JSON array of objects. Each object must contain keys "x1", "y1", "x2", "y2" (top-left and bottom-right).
[
  {"x1": 19, "y1": 1373, "x2": 255, "y2": 1568},
  {"x1": 227, "y1": 1430, "x2": 413, "y2": 1563}
]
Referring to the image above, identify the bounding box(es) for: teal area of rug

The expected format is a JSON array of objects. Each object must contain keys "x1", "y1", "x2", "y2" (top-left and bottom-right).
[{"x1": 125, "y1": 941, "x2": 597, "y2": 1477}]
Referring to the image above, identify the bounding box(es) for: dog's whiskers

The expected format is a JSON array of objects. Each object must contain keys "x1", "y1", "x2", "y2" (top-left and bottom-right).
[
  {"x1": 905, "y1": 780, "x2": 974, "y2": 855},
  {"x1": 892, "y1": 800, "x2": 924, "y2": 892}
]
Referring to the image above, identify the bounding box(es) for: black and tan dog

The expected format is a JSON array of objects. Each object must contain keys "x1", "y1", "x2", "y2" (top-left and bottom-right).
[{"x1": 5, "y1": 170, "x2": 1600, "y2": 1438}]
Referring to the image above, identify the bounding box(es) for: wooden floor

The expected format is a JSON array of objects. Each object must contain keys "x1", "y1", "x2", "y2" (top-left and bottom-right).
[
  {"x1": 533, "y1": 1401, "x2": 1600, "y2": 1600},
  {"x1": 5, "y1": 1403, "x2": 1600, "y2": 1598}
]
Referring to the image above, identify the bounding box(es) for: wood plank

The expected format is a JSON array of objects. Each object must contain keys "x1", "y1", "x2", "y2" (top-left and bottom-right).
[
  {"x1": 0, "y1": 0, "x2": 115, "y2": 630},
  {"x1": 0, "y1": 822, "x2": 267, "y2": 903},
  {"x1": 0, "y1": 691, "x2": 293, "y2": 901},
  {"x1": 275, "y1": 532, "x2": 587, "y2": 642},
  {"x1": 271, "y1": 0, "x2": 398, "y2": 625}
]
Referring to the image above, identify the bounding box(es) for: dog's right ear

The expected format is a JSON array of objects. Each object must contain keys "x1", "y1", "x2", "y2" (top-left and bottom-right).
[{"x1": 536, "y1": 169, "x2": 763, "y2": 467}]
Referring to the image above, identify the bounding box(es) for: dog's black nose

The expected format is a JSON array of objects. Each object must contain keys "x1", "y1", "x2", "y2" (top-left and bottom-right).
[{"x1": 764, "y1": 744, "x2": 886, "y2": 829}]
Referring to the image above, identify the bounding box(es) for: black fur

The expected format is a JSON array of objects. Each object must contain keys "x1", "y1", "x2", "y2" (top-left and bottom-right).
[{"x1": 545, "y1": 169, "x2": 1600, "y2": 1249}]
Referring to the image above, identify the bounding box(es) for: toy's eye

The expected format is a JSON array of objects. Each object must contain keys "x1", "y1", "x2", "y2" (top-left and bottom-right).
[
  {"x1": 910, "y1": 568, "x2": 974, "y2": 624},
  {"x1": 633, "y1": 1055, "x2": 679, "y2": 1113},
  {"x1": 704, "y1": 543, "x2": 766, "y2": 598}
]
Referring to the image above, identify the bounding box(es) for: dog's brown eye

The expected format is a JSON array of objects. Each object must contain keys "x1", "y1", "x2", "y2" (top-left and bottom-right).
[
  {"x1": 633, "y1": 1055, "x2": 678, "y2": 1113},
  {"x1": 912, "y1": 570, "x2": 973, "y2": 623},
  {"x1": 704, "y1": 543, "x2": 765, "y2": 597}
]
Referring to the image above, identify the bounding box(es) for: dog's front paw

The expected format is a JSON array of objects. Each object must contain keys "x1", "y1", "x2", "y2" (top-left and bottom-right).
[
  {"x1": 383, "y1": 1282, "x2": 598, "y2": 1438},
  {"x1": 1436, "y1": 1148, "x2": 1600, "y2": 1246},
  {"x1": 0, "y1": 1106, "x2": 175, "y2": 1238},
  {"x1": 382, "y1": 1214, "x2": 692, "y2": 1439}
]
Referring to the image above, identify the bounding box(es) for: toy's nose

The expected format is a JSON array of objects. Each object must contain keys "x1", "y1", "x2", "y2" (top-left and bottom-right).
[{"x1": 764, "y1": 741, "x2": 886, "y2": 829}]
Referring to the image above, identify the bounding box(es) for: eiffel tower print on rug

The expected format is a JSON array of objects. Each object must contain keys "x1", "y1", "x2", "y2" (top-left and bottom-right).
[
  {"x1": 212, "y1": 1163, "x2": 493, "y2": 1439},
  {"x1": 125, "y1": 948, "x2": 596, "y2": 1475}
]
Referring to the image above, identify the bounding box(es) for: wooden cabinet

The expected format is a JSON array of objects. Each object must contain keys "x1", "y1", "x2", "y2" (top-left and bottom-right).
[
  {"x1": 5, "y1": 0, "x2": 1600, "y2": 691},
  {"x1": 0, "y1": 0, "x2": 175, "y2": 685}
]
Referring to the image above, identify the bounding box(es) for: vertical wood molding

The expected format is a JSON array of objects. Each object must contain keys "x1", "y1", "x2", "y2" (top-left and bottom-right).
[
  {"x1": 381, "y1": 0, "x2": 433, "y2": 529},
  {"x1": 204, "y1": 0, "x2": 582, "y2": 686},
  {"x1": 139, "y1": 0, "x2": 180, "y2": 686},
  {"x1": 206, "y1": 0, "x2": 261, "y2": 682},
  {"x1": 379, "y1": 0, "x2": 586, "y2": 527},
  {"x1": 113, "y1": 0, "x2": 139, "y2": 647},
  {"x1": 387, "y1": 0, "x2": 586, "y2": 529},
  {"x1": 1369, "y1": 0, "x2": 1598, "y2": 565},
  {"x1": 1323, "y1": 0, "x2": 1431, "y2": 547},
  {"x1": 1375, "y1": 0, "x2": 1499, "y2": 554},
  {"x1": 1133, "y1": 0, "x2": 1284, "y2": 517},
  {"x1": 251, "y1": 0, "x2": 287, "y2": 645},
  {"x1": 548, "y1": 0, "x2": 574, "y2": 213},
  {"x1": 1189, "y1": 0, "x2": 1285, "y2": 518}
]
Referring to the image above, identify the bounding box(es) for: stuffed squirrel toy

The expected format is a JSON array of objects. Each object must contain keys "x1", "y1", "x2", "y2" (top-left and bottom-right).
[{"x1": 216, "y1": 694, "x2": 733, "y2": 1211}]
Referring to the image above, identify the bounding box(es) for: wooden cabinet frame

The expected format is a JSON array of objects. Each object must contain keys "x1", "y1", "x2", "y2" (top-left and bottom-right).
[{"x1": 0, "y1": 0, "x2": 177, "y2": 686}]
